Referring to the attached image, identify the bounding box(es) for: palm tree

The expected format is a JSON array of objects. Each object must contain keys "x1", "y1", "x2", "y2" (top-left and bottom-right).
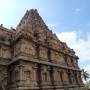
[{"x1": 82, "y1": 69, "x2": 89, "y2": 81}]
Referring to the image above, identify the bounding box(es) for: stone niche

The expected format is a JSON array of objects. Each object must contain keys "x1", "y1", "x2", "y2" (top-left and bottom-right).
[
  {"x1": 58, "y1": 53, "x2": 65, "y2": 65},
  {"x1": 41, "y1": 65, "x2": 51, "y2": 86},
  {"x1": 34, "y1": 28, "x2": 47, "y2": 44},
  {"x1": 53, "y1": 68, "x2": 69, "y2": 86},
  {"x1": 51, "y1": 50, "x2": 65, "y2": 65},
  {"x1": 53, "y1": 68, "x2": 61, "y2": 86},
  {"x1": 0, "y1": 29, "x2": 11, "y2": 43},
  {"x1": 50, "y1": 50, "x2": 58, "y2": 63},
  {"x1": 67, "y1": 56, "x2": 73, "y2": 67},
  {"x1": 19, "y1": 62, "x2": 38, "y2": 87},
  {"x1": 14, "y1": 40, "x2": 22, "y2": 57},
  {"x1": 8, "y1": 61, "x2": 38, "y2": 88},
  {"x1": 0, "y1": 45, "x2": 11, "y2": 59},
  {"x1": 20, "y1": 39, "x2": 36, "y2": 58},
  {"x1": 38, "y1": 31, "x2": 46, "y2": 43},
  {"x1": 38, "y1": 46, "x2": 48, "y2": 60}
]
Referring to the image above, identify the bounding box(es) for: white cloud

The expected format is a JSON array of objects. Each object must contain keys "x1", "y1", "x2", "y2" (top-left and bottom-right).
[
  {"x1": 56, "y1": 31, "x2": 90, "y2": 62},
  {"x1": 56, "y1": 31, "x2": 77, "y2": 45},
  {"x1": 56, "y1": 31, "x2": 90, "y2": 74},
  {"x1": 84, "y1": 65, "x2": 90, "y2": 73}
]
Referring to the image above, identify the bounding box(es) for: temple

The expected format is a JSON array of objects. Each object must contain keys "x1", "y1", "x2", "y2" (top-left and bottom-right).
[{"x1": 0, "y1": 9, "x2": 87, "y2": 90}]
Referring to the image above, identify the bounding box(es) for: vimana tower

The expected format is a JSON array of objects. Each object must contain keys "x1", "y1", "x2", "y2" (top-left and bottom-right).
[{"x1": 0, "y1": 9, "x2": 87, "y2": 90}]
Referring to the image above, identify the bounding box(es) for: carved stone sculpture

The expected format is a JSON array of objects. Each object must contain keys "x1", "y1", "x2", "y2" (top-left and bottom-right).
[{"x1": 0, "y1": 9, "x2": 86, "y2": 90}]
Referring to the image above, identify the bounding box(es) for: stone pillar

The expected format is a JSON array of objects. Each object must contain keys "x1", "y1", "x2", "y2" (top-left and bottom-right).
[
  {"x1": 64, "y1": 55, "x2": 68, "y2": 66},
  {"x1": 67, "y1": 70, "x2": 72, "y2": 84},
  {"x1": 74, "y1": 71, "x2": 78, "y2": 85},
  {"x1": 47, "y1": 48, "x2": 51, "y2": 62},
  {"x1": 47, "y1": 66, "x2": 52, "y2": 86},
  {"x1": 71, "y1": 70, "x2": 76, "y2": 85},
  {"x1": 50, "y1": 67, "x2": 56, "y2": 90},
  {"x1": 35, "y1": 43, "x2": 40, "y2": 58},
  {"x1": 33, "y1": 63, "x2": 39, "y2": 87},
  {"x1": 78, "y1": 71, "x2": 83, "y2": 85},
  {"x1": 0, "y1": 66, "x2": 7, "y2": 90},
  {"x1": 40, "y1": 65, "x2": 53, "y2": 89},
  {"x1": 60, "y1": 70, "x2": 64, "y2": 85},
  {"x1": 63, "y1": 69, "x2": 69, "y2": 85},
  {"x1": 17, "y1": 64, "x2": 24, "y2": 86},
  {"x1": 36, "y1": 64, "x2": 42, "y2": 90},
  {"x1": 57, "y1": 69, "x2": 63, "y2": 86}
]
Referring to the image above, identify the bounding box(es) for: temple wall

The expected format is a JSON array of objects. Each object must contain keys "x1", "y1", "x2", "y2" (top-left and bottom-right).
[{"x1": 0, "y1": 9, "x2": 86, "y2": 90}]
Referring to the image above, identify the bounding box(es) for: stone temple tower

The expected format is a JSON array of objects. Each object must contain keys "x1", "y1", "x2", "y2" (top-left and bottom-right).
[{"x1": 0, "y1": 9, "x2": 87, "y2": 90}]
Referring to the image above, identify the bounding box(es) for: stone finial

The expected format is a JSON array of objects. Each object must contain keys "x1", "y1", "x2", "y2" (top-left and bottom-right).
[
  {"x1": 29, "y1": 9, "x2": 38, "y2": 16},
  {"x1": 0, "y1": 24, "x2": 3, "y2": 27},
  {"x1": 10, "y1": 27, "x2": 16, "y2": 31}
]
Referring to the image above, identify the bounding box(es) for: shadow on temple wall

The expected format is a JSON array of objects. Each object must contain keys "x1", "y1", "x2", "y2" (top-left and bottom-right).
[{"x1": 0, "y1": 81, "x2": 5, "y2": 90}]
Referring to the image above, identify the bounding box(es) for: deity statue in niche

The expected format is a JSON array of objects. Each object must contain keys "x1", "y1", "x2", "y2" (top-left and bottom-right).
[{"x1": 39, "y1": 46, "x2": 48, "y2": 60}]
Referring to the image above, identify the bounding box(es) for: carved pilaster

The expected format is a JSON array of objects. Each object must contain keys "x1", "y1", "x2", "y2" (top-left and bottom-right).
[
  {"x1": 47, "y1": 48, "x2": 51, "y2": 62},
  {"x1": 17, "y1": 64, "x2": 24, "y2": 85},
  {"x1": 36, "y1": 64, "x2": 42, "y2": 90},
  {"x1": 49, "y1": 67, "x2": 56, "y2": 90},
  {"x1": 63, "y1": 55, "x2": 68, "y2": 66},
  {"x1": 73, "y1": 71, "x2": 78, "y2": 84},
  {"x1": 32, "y1": 63, "x2": 39, "y2": 87},
  {"x1": 78, "y1": 71, "x2": 83, "y2": 85},
  {"x1": 67, "y1": 70, "x2": 72, "y2": 84}
]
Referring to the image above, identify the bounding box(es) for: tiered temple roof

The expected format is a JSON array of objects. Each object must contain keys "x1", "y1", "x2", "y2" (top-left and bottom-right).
[{"x1": 0, "y1": 9, "x2": 78, "y2": 59}]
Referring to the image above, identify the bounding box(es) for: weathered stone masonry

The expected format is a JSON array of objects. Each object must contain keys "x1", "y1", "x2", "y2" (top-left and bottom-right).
[{"x1": 0, "y1": 9, "x2": 87, "y2": 90}]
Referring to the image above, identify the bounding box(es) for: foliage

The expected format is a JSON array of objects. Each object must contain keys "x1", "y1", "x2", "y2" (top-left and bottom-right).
[
  {"x1": 82, "y1": 69, "x2": 89, "y2": 81},
  {"x1": 85, "y1": 80, "x2": 90, "y2": 88}
]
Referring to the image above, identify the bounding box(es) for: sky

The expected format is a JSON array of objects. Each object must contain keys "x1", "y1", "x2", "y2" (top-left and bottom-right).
[{"x1": 0, "y1": 0, "x2": 90, "y2": 74}]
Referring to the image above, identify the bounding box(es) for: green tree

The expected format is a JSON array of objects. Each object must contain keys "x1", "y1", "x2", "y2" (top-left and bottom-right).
[
  {"x1": 85, "y1": 80, "x2": 90, "y2": 88},
  {"x1": 82, "y1": 69, "x2": 89, "y2": 81}
]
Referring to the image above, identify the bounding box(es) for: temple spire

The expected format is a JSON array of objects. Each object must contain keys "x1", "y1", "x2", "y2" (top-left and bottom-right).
[{"x1": 16, "y1": 9, "x2": 47, "y2": 31}]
